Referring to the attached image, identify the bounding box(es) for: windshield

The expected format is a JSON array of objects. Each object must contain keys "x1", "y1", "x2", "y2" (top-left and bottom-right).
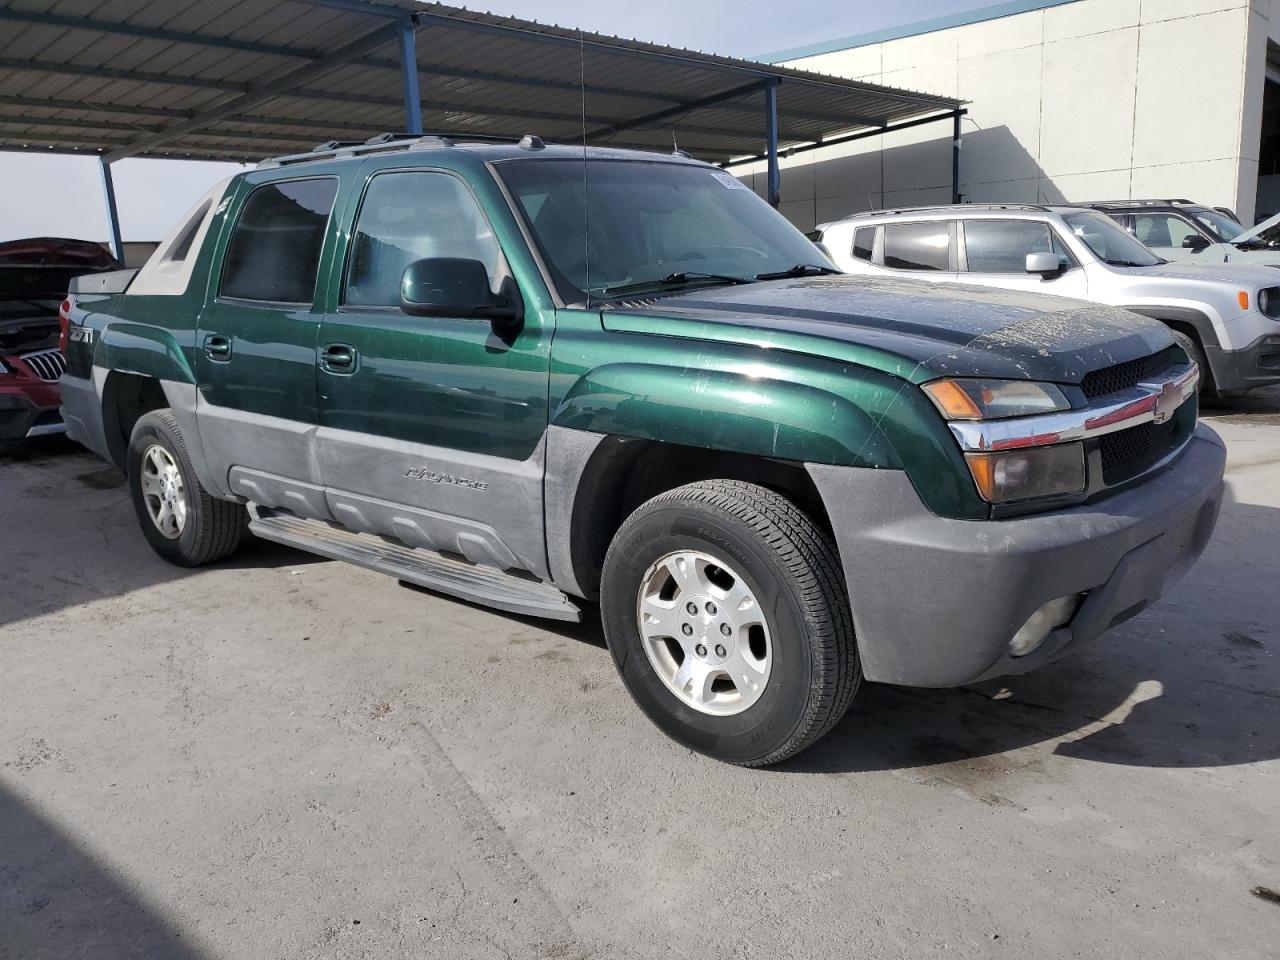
[
  {"x1": 1192, "y1": 209, "x2": 1243, "y2": 242},
  {"x1": 1062, "y1": 211, "x2": 1163, "y2": 267},
  {"x1": 495, "y1": 159, "x2": 825, "y2": 303}
]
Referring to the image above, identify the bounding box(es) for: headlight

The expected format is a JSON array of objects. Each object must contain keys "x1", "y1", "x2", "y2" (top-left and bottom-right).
[
  {"x1": 965, "y1": 443, "x2": 1086, "y2": 503},
  {"x1": 0, "y1": 357, "x2": 14, "y2": 376},
  {"x1": 1259, "y1": 287, "x2": 1280, "y2": 318},
  {"x1": 923, "y1": 378, "x2": 1071, "y2": 420}
]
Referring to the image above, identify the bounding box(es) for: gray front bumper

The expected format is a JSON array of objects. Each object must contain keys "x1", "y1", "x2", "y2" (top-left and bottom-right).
[
  {"x1": 807, "y1": 425, "x2": 1226, "y2": 687},
  {"x1": 1206, "y1": 333, "x2": 1280, "y2": 393}
]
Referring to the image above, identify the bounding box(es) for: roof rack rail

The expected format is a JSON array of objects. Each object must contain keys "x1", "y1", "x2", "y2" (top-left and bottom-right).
[
  {"x1": 843, "y1": 202, "x2": 1052, "y2": 218},
  {"x1": 256, "y1": 132, "x2": 547, "y2": 169},
  {"x1": 1084, "y1": 198, "x2": 1197, "y2": 208}
]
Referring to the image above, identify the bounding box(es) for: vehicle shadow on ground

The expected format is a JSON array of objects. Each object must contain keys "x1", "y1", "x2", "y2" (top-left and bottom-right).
[
  {"x1": 0, "y1": 787, "x2": 208, "y2": 960},
  {"x1": 1200, "y1": 384, "x2": 1280, "y2": 422},
  {"x1": 781, "y1": 496, "x2": 1280, "y2": 775},
  {"x1": 0, "y1": 443, "x2": 324, "y2": 630}
]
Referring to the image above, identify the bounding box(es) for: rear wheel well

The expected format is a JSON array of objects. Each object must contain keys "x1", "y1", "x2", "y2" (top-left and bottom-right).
[
  {"x1": 569, "y1": 438, "x2": 833, "y2": 599},
  {"x1": 102, "y1": 372, "x2": 167, "y2": 469}
]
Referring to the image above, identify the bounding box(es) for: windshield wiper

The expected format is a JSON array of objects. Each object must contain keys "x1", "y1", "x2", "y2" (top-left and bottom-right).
[
  {"x1": 603, "y1": 271, "x2": 754, "y2": 297},
  {"x1": 755, "y1": 263, "x2": 841, "y2": 280},
  {"x1": 1103, "y1": 258, "x2": 1156, "y2": 268}
]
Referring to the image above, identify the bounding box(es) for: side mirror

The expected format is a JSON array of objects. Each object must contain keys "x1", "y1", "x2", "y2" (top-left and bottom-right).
[
  {"x1": 1025, "y1": 252, "x2": 1061, "y2": 276},
  {"x1": 1182, "y1": 234, "x2": 1209, "y2": 250},
  {"x1": 400, "y1": 257, "x2": 523, "y2": 326}
]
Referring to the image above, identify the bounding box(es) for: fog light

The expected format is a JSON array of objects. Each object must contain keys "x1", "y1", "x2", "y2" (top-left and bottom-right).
[{"x1": 1009, "y1": 594, "x2": 1081, "y2": 657}]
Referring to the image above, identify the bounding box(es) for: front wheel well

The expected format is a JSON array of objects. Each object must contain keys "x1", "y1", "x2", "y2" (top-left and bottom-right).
[
  {"x1": 101, "y1": 372, "x2": 168, "y2": 469},
  {"x1": 568, "y1": 438, "x2": 833, "y2": 599}
]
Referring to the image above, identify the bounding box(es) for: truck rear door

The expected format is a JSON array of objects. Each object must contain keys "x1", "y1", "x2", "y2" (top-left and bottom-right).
[{"x1": 194, "y1": 175, "x2": 340, "y2": 518}]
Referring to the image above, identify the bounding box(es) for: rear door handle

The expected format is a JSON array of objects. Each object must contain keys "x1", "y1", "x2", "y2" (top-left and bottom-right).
[
  {"x1": 204, "y1": 334, "x2": 232, "y2": 361},
  {"x1": 320, "y1": 343, "x2": 357, "y2": 374}
]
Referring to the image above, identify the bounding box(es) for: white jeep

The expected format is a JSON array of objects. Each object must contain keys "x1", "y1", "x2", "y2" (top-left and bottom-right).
[{"x1": 815, "y1": 204, "x2": 1280, "y2": 396}]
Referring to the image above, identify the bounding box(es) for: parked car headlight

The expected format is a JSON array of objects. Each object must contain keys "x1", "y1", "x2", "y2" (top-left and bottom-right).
[
  {"x1": 1259, "y1": 287, "x2": 1280, "y2": 319},
  {"x1": 923, "y1": 378, "x2": 1071, "y2": 420},
  {"x1": 965, "y1": 443, "x2": 1086, "y2": 503}
]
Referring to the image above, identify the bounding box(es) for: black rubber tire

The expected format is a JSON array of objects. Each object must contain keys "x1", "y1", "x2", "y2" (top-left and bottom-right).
[
  {"x1": 1168, "y1": 328, "x2": 1214, "y2": 397},
  {"x1": 600, "y1": 479, "x2": 860, "y2": 767},
  {"x1": 127, "y1": 409, "x2": 246, "y2": 566}
]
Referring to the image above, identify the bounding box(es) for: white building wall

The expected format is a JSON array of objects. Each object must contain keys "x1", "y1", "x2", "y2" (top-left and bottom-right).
[{"x1": 740, "y1": 0, "x2": 1277, "y2": 230}]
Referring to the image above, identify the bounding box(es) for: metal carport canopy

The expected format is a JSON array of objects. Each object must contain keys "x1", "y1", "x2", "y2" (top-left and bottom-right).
[{"x1": 0, "y1": 0, "x2": 964, "y2": 246}]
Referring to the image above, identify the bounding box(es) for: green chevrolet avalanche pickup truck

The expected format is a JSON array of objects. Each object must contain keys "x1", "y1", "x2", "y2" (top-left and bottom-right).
[{"x1": 61, "y1": 135, "x2": 1225, "y2": 766}]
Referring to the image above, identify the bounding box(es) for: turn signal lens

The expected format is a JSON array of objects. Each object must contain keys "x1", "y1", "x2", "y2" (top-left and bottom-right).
[
  {"x1": 924, "y1": 378, "x2": 1071, "y2": 420},
  {"x1": 1238, "y1": 290, "x2": 1250, "y2": 311},
  {"x1": 965, "y1": 443, "x2": 1086, "y2": 503}
]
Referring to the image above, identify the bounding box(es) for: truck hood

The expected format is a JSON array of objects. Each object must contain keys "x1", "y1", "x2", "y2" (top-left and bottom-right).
[
  {"x1": 604, "y1": 274, "x2": 1172, "y2": 383},
  {"x1": 0, "y1": 312, "x2": 59, "y2": 355},
  {"x1": 1227, "y1": 210, "x2": 1280, "y2": 245}
]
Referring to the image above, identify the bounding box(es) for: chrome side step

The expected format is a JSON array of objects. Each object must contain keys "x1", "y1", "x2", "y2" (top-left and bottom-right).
[{"x1": 248, "y1": 506, "x2": 581, "y2": 622}]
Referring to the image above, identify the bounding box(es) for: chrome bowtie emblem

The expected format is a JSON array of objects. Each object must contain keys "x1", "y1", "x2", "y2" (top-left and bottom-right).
[{"x1": 1151, "y1": 381, "x2": 1179, "y2": 424}]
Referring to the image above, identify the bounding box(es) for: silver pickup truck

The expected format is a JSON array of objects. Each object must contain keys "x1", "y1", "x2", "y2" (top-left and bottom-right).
[{"x1": 815, "y1": 204, "x2": 1280, "y2": 396}]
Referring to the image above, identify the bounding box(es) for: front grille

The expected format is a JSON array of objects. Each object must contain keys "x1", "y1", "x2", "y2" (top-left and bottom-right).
[
  {"x1": 19, "y1": 347, "x2": 66, "y2": 382},
  {"x1": 1099, "y1": 405, "x2": 1193, "y2": 485},
  {"x1": 1080, "y1": 346, "x2": 1179, "y2": 400}
]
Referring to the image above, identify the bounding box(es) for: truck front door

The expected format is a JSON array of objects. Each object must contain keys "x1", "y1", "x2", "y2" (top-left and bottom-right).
[
  {"x1": 195, "y1": 175, "x2": 340, "y2": 518},
  {"x1": 315, "y1": 166, "x2": 553, "y2": 578}
]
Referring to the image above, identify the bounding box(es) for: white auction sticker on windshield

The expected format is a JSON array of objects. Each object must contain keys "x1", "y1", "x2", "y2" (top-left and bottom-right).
[{"x1": 711, "y1": 171, "x2": 750, "y2": 190}]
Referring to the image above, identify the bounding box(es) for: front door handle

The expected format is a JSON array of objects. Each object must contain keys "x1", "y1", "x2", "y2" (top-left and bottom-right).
[
  {"x1": 204, "y1": 334, "x2": 232, "y2": 361},
  {"x1": 320, "y1": 343, "x2": 357, "y2": 374}
]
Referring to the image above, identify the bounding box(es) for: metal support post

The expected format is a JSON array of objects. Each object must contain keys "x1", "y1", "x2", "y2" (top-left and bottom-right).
[
  {"x1": 765, "y1": 81, "x2": 780, "y2": 208},
  {"x1": 951, "y1": 109, "x2": 962, "y2": 204},
  {"x1": 99, "y1": 157, "x2": 124, "y2": 263},
  {"x1": 399, "y1": 19, "x2": 422, "y2": 135}
]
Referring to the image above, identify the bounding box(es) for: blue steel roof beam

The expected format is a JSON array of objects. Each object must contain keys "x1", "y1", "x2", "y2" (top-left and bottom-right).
[
  {"x1": 0, "y1": 15, "x2": 889, "y2": 131},
  {"x1": 587, "y1": 80, "x2": 773, "y2": 141},
  {"x1": 0, "y1": 6, "x2": 707, "y2": 110},
  {"x1": 0, "y1": 56, "x2": 839, "y2": 140},
  {"x1": 409, "y1": 7, "x2": 958, "y2": 110},
  {"x1": 0, "y1": 94, "x2": 392, "y2": 133},
  {"x1": 101, "y1": 20, "x2": 407, "y2": 162},
  {"x1": 0, "y1": 112, "x2": 325, "y2": 146}
]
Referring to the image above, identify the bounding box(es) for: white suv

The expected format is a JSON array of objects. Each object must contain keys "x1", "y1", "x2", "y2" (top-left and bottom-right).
[{"x1": 815, "y1": 204, "x2": 1280, "y2": 396}]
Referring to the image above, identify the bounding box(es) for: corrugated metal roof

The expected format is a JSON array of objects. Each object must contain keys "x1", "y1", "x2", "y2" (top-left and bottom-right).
[{"x1": 0, "y1": 0, "x2": 964, "y2": 164}]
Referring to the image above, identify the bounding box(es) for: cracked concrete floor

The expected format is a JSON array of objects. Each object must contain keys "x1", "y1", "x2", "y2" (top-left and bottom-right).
[{"x1": 1, "y1": 389, "x2": 1278, "y2": 960}]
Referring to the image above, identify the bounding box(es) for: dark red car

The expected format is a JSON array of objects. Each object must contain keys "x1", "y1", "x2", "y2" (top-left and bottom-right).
[{"x1": 0, "y1": 238, "x2": 121, "y2": 441}]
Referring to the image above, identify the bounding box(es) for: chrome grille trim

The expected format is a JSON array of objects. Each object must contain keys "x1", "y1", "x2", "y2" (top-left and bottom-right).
[
  {"x1": 946, "y1": 363, "x2": 1200, "y2": 453},
  {"x1": 19, "y1": 347, "x2": 67, "y2": 383}
]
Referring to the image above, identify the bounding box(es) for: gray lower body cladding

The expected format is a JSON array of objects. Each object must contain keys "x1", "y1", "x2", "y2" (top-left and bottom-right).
[
  {"x1": 807, "y1": 424, "x2": 1226, "y2": 687},
  {"x1": 1205, "y1": 333, "x2": 1280, "y2": 393},
  {"x1": 59, "y1": 372, "x2": 111, "y2": 455}
]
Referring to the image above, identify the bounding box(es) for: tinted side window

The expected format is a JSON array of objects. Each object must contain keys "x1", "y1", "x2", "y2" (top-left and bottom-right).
[
  {"x1": 220, "y1": 178, "x2": 338, "y2": 303},
  {"x1": 167, "y1": 201, "x2": 210, "y2": 263},
  {"x1": 345, "y1": 171, "x2": 503, "y2": 308},
  {"x1": 852, "y1": 226, "x2": 875, "y2": 262},
  {"x1": 883, "y1": 222, "x2": 950, "y2": 271},
  {"x1": 1132, "y1": 213, "x2": 1200, "y2": 248},
  {"x1": 963, "y1": 219, "x2": 1073, "y2": 272}
]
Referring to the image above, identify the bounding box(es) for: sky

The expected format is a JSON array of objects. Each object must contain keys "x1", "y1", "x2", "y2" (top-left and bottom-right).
[{"x1": 0, "y1": 0, "x2": 989, "y2": 245}]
